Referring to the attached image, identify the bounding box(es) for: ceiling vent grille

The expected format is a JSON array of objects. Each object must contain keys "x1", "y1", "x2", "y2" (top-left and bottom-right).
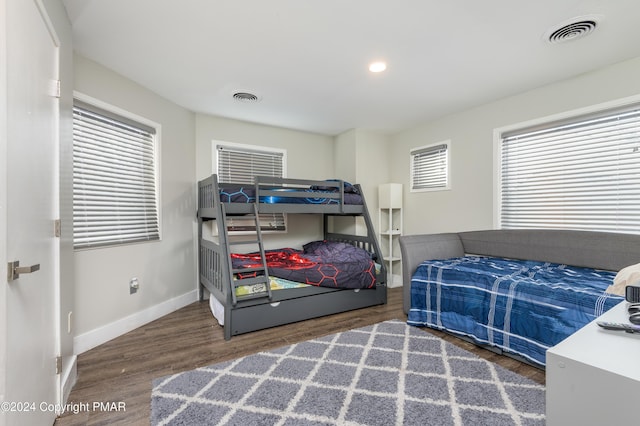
[
  {"x1": 233, "y1": 92, "x2": 260, "y2": 103},
  {"x1": 546, "y1": 19, "x2": 598, "y2": 44}
]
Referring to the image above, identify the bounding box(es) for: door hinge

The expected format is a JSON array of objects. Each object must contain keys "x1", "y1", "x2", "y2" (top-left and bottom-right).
[
  {"x1": 54, "y1": 219, "x2": 61, "y2": 238},
  {"x1": 49, "y1": 79, "x2": 61, "y2": 98},
  {"x1": 56, "y1": 356, "x2": 62, "y2": 375}
]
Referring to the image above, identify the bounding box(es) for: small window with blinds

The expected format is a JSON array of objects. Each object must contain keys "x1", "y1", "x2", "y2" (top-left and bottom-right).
[
  {"x1": 215, "y1": 143, "x2": 287, "y2": 232},
  {"x1": 72, "y1": 100, "x2": 159, "y2": 249},
  {"x1": 500, "y1": 103, "x2": 640, "y2": 234},
  {"x1": 410, "y1": 142, "x2": 450, "y2": 191}
]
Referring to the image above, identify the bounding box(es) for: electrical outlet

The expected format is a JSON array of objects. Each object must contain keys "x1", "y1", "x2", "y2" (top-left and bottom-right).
[{"x1": 129, "y1": 277, "x2": 139, "y2": 294}]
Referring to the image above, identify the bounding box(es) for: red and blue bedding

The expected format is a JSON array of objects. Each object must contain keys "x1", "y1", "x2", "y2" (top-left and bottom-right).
[{"x1": 231, "y1": 240, "x2": 376, "y2": 289}]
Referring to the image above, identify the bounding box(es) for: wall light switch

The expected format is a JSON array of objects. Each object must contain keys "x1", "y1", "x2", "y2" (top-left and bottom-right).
[{"x1": 130, "y1": 277, "x2": 139, "y2": 294}]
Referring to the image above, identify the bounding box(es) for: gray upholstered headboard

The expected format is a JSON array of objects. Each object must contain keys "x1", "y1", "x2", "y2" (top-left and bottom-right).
[{"x1": 400, "y1": 229, "x2": 640, "y2": 314}]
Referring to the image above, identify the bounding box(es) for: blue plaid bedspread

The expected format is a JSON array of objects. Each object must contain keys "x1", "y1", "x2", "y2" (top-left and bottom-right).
[{"x1": 407, "y1": 256, "x2": 623, "y2": 366}]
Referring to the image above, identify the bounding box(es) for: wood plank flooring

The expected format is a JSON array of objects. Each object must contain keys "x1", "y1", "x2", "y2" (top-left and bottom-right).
[{"x1": 54, "y1": 287, "x2": 544, "y2": 425}]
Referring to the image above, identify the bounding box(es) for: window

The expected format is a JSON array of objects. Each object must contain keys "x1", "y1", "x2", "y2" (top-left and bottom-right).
[
  {"x1": 73, "y1": 99, "x2": 159, "y2": 249},
  {"x1": 500, "y1": 103, "x2": 640, "y2": 234},
  {"x1": 410, "y1": 142, "x2": 450, "y2": 191},
  {"x1": 215, "y1": 142, "x2": 286, "y2": 232}
]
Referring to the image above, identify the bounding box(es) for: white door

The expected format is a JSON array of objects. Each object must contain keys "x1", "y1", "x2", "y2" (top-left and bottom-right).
[{"x1": 1, "y1": 0, "x2": 60, "y2": 425}]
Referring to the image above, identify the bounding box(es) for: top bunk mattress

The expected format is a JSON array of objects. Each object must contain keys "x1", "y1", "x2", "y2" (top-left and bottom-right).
[
  {"x1": 198, "y1": 175, "x2": 366, "y2": 218},
  {"x1": 218, "y1": 181, "x2": 363, "y2": 205}
]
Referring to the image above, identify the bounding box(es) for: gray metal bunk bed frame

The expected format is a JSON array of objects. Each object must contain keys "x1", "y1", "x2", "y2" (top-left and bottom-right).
[{"x1": 197, "y1": 174, "x2": 388, "y2": 340}]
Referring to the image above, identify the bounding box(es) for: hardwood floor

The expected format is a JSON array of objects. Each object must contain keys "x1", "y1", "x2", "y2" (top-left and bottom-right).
[{"x1": 54, "y1": 287, "x2": 544, "y2": 425}]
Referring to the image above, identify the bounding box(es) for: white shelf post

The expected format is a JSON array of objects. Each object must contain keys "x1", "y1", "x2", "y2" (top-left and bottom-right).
[{"x1": 378, "y1": 184, "x2": 403, "y2": 287}]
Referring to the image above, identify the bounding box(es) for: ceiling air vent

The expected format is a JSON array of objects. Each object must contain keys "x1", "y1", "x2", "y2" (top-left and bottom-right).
[
  {"x1": 546, "y1": 18, "x2": 598, "y2": 44},
  {"x1": 232, "y1": 92, "x2": 260, "y2": 103}
]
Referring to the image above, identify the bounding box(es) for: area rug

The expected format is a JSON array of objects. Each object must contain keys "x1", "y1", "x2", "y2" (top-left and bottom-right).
[{"x1": 151, "y1": 319, "x2": 545, "y2": 425}]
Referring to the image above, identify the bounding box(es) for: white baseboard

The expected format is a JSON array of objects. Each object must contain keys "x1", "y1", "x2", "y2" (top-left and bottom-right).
[
  {"x1": 387, "y1": 274, "x2": 403, "y2": 288},
  {"x1": 60, "y1": 355, "x2": 77, "y2": 408},
  {"x1": 74, "y1": 290, "x2": 198, "y2": 355}
]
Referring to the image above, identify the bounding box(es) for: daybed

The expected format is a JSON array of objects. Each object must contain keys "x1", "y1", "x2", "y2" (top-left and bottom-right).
[
  {"x1": 400, "y1": 229, "x2": 640, "y2": 367},
  {"x1": 198, "y1": 174, "x2": 387, "y2": 340}
]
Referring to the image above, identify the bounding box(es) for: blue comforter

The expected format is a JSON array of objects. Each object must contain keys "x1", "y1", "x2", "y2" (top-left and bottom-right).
[
  {"x1": 218, "y1": 182, "x2": 363, "y2": 205},
  {"x1": 407, "y1": 256, "x2": 623, "y2": 366}
]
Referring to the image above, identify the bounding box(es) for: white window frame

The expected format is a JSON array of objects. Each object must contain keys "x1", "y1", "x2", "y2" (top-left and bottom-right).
[
  {"x1": 495, "y1": 97, "x2": 640, "y2": 234},
  {"x1": 72, "y1": 93, "x2": 161, "y2": 249},
  {"x1": 410, "y1": 141, "x2": 450, "y2": 192},
  {"x1": 212, "y1": 140, "x2": 287, "y2": 233}
]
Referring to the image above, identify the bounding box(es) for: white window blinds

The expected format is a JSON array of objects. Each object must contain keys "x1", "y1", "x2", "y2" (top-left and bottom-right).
[
  {"x1": 73, "y1": 101, "x2": 159, "y2": 249},
  {"x1": 500, "y1": 104, "x2": 640, "y2": 234},
  {"x1": 217, "y1": 145, "x2": 284, "y2": 184},
  {"x1": 410, "y1": 143, "x2": 449, "y2": 191},
  {"x1": 216, "y1": 144, "x2": 286, "y2": 231}
]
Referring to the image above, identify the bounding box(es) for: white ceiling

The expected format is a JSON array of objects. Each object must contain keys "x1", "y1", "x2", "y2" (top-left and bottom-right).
[{"x1": 62, "y1": 0, "x2": 640, "y2": 136}]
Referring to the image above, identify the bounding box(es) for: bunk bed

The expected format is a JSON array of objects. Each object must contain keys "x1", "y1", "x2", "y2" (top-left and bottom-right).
[{"x1": 197, "y1": 174, "x2": 387, "y2": 340}]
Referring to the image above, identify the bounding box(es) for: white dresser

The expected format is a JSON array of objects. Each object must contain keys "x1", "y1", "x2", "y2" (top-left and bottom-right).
[{"x1": 546, "y1": 301, "x2": 640, "y2": 425}]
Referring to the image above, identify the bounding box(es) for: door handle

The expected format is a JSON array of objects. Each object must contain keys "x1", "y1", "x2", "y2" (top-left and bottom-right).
[{"x1": 7, "y1": 261, "x2": 40, "y2": 282}]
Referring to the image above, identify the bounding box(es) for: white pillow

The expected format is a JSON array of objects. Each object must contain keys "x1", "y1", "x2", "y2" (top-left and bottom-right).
[{"x1": 606, "y1": 262, "x2": 640, "y2": 296}]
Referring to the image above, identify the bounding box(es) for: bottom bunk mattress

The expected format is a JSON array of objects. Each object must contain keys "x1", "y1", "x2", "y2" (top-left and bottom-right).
[
  {"x1": 407, "y1": 256, "x2": 624, "y2": 366},
  {"x1": 231, "y1": 240, "x2": 377, "y2": 289}
]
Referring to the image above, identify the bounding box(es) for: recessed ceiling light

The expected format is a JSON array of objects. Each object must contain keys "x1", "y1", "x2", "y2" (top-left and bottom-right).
[{"x1": 369, "y1": 62, "x2": 387, "y2": 73}]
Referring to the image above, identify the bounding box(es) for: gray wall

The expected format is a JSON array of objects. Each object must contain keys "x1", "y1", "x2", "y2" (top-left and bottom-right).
[
  {"x1": 195, "y1": 113, "x2": 335, "y2": 250},
  {"x1": 391, "y1": 56, "x2": 640, "y2": 236},
  {"x1": 334, "y1": 129, "x2": 390, "y2": 236},
  {"x1": 73, "y1": 55, "x2": 197, "y2": 336}
]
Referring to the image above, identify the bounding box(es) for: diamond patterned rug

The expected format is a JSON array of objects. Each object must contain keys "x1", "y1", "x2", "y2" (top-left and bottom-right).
[{"x1": 151, "y1": 319, "x2": 545, "y2": 425}]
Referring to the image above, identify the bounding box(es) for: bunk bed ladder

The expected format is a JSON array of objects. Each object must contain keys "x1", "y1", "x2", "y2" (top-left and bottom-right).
[{"x1": 222, "y1": 203, "x2": 273, "y2": 306}]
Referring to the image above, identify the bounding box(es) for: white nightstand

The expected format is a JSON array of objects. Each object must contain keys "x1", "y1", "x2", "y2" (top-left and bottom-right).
[{"x1": 546, "y1": 301, "x2": 640, "y2": 426}]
